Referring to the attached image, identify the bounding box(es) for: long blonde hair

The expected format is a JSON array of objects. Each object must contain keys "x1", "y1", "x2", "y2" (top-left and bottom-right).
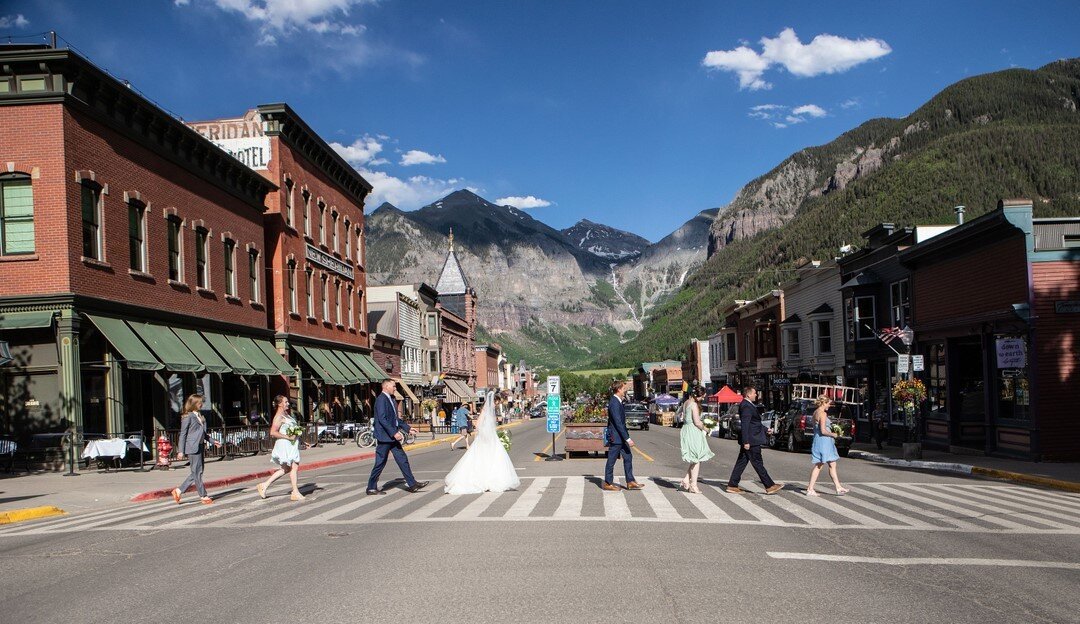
[{"x1": 182, "y1": 394, "x2": 205, "y2": 417}]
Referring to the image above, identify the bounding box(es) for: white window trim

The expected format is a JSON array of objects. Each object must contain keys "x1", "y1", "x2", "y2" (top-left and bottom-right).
[
  {"x1": 223, "y1": 238, "x2": 237, "y2": 297},
  {"x1": 854, "y1": 295, "x2": 877, "y2": 341},
  {"x1": 248, "y1": 247, "x2": 260, "y2": 304},
  {"x1": 812, "y1": 319, "x2": 834, "y2": 356},
  {"x1": 305, "y1": 268, "x2": 314, "y2": 318},
  {"x1": 890, "y1": 279, "x2": 910, "y2": 327}
]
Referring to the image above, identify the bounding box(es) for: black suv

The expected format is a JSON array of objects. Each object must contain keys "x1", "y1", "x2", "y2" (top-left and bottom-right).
[
  {"x1": 776, "y1": 400, "x2": 855, "y2": 456},
  {"x1": 624, "y1": 403, "x2": 650, "y2": 431}
]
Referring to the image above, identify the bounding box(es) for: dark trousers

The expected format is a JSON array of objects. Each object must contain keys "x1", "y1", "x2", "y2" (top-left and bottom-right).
[
  {"x1": 728, "y1": 445, "x2": 775, "y2": 488},
  {"x1": 178, "y1": 452, "x2": 207, "y2": 497},
  {"x1": 367, "y1": 441, "x2": 416, "y2": 491},
  {"x1": 604, "y1": 442, "x2": 636, "y2": 485}
]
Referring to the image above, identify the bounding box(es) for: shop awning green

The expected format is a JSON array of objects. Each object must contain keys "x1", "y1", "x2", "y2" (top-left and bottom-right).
[
  {"x1": 295, "y1": 346, "x2": 339, "y2": 384},
  {"x1": 128, "y1": 321, "x2": 204, "y2": 373},
  {"x1": 317, "y1": 348, "x2": 362, "y2": 384},
  {"x1": 307, "y1": 347, "x2": 354, "y2": 385},
  {"x1": 0, "y1": 310, "x2": 55, "y2": 330},
  {"x1": 227, "y1": 336, "x2": 281, "y2": 376},
  {"x1": 171, "y1": 328, "x2": 231, "y2": 374},
  {"x1": 328, "y1": 350, "x2": 370, "y2": 384},
  {"x1": 84, "y1": 314, "x2": 163, "y2": 371},
  {"x1": 253, "y1": 339, "x2": 296, "y2": 376},
  {"x1": 353, "y1": 353, "x2": 389, "y2": 382},
  {"x1": 200, "y1": 331, "x2": 255, "y2": 376}
]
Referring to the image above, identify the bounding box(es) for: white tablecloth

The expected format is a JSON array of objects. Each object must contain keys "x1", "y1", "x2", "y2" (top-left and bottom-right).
[{"x1": 82, "y1": 438, "x2": 149, "y2": 459}]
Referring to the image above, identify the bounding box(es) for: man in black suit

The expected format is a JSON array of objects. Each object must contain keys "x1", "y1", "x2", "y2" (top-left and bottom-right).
[
  {"x1": 603, "y1": 380, "x2": 644, "y2": 491},
  {"x1": 726, "y1": 386, "x2": 783, "y2": 495},
  {"x1": 366, "y1": 379, "x2": 428, "y2": 495}
]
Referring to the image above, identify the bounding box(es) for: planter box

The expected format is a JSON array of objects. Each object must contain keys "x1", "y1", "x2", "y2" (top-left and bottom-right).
[{"x1": 564, "y1": 422, "x2": 607, "y2": 458}]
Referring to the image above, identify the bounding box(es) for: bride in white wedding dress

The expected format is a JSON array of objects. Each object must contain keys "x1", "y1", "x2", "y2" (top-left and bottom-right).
[{"x1": 444, "y1": 391, "x2": 520, "y2": 494}]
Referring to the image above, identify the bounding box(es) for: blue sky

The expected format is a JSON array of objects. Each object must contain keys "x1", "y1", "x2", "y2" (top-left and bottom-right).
[{"x1": 4, "y1": 1, "x2": 1080, "y2": 241}]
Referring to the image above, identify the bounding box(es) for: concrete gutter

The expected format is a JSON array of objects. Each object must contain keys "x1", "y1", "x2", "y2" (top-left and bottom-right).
[{"x1": 850, "y1": 450, "x2": 1080, "y2": 494}]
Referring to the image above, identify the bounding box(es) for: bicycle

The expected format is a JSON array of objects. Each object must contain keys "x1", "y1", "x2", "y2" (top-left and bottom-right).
[{"x1": 355, "y1": 425, "x2": 416, "y2": 448}]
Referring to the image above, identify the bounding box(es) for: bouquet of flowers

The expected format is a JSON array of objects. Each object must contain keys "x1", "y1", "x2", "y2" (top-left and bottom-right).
[
  {"x1": 830, "y1": 423, "x2": 845, "y2": 437},
  {"x1": 283, "y1": 423, "x2": 305, "y2": 439},
  {"x1": 497, "y1": 429, "x2": 512, "y2": 452},
  {"x1": 702, "y1": 418, "x2": 718, "y2": 432}
]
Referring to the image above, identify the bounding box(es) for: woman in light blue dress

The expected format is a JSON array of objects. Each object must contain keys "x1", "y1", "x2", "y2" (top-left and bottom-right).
[
  {"x1": 257, "y1": 396, "x2": 307, "y2": 501},
  {"x1": 806, "y1": 395, "x2": 849, "y2": 496},
  {"x1": 678, "y1": 386, "x2": 715, "y2": 494}
]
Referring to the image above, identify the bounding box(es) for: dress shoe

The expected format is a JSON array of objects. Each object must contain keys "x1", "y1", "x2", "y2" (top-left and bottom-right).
[
  {"x1": 601, "y1": 482, "x2": 621, "y2": 491},
  {"x1": 171, "y1": 488, "x2": 182, "y2": 504},
  {"x1": 725, "y1": 486, "x2": 744, "y2": 494},
  {"x1": 625, "y1": 481, "x2": 645, "y2": 490},
  {"x1": 366, "y1": 489, "x2": 386, "y2": 496},
  {"x1": 406, "y1": 481, "x2": 429, "y2": 493},
  {"x1": 765, "y1": 483, "x2": 784, "y2": 495},
  {"x1": 200, "y1": 497, "x2": 214, "y2": 505}
]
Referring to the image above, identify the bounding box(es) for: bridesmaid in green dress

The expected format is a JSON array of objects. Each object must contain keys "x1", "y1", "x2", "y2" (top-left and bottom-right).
[{"x1": 679, "y1": 385, "x2": 715, "y2": 493}]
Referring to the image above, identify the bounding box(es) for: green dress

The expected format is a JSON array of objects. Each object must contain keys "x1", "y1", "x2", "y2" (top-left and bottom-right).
[{"x1": 680, "y1": 403, "x2": 715, "y2": 463}]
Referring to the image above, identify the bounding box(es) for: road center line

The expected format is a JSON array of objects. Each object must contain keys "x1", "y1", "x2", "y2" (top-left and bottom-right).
[{"x1": 767, "y1": 552, "x2": 1080, "y2": 570}]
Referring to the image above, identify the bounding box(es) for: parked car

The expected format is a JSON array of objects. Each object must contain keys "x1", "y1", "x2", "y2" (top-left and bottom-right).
[
  {"x1": 726, "y1": 406, "x2": 778, "y2": 447},
  {"x1": 777, "y1": 400, "x2": 855, "y2": 456},
  {"x1": 624, "y1": 403, "x2": 650, "y2": 431},
  {"x1": 713, "y1": 407, "x2": 740, "y2": 439}
]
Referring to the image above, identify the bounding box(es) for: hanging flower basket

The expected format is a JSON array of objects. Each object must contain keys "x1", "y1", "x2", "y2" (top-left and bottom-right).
[{"x1": 892, "y1": 378, "x2": 927, "y2": 442}]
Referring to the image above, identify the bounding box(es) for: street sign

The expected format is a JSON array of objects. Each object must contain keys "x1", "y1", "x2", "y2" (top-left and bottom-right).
[
  {"x1": 547, "y1": 375, "x2": 561, "y2": 396},
  {"x1": 912, "y1": 355, "x2": 925, "y2": 372},
  {"x1": 546, "y1": 394, "x2": 562, "y2": 433},
  {"x1": 898, "y1": 355, "x2": 910, "y2": 374},
  {"x1": 835, "y1": 375, "x2": 844, "y2": 386}
]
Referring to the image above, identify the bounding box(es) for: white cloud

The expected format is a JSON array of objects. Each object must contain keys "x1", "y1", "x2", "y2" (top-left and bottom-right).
[
  {"x1": 0, "y1": 14, "x2": 30, "y2": 28},
  {"x1": 174, "y1": 0, "x2": 190, "y2": 6},
  {"x1": 400, "y1": 150, "x2": 447, "y2": 166},
  {"x1": 362, "y1": 169, "x2": 465, "y2": 209},
  {"x1": 791, "y1": 104, "x2": 827, "y2": 118},
  {"x1": 750, "y1": 104, "x2": 784, "y2": 111},
  {"x1": 330, "y1": 135, "x2": 384, "y2": 166},
  {"x1": 703, "y1": 28, "x2": 891, "y2": 90},
  {"x1": 840, "y1": 98, "x2": 861, "y2": 109},
  {"x1": 179, "y1": 0, "x2": 371, "y2": 45},
  {"x1": 495, "y1": 195, "x2": 552, "y2": 209}
]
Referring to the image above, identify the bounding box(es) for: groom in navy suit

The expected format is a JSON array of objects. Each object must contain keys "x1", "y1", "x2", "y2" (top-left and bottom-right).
[
  {"x1": 603, "y1": 380, "x2": 645, "y2": 491},
  {"x1": 366, "y1": 379, "x2": 429, "y2": 495}
]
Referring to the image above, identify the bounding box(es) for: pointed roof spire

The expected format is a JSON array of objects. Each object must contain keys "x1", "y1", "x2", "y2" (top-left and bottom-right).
[
  {"x1": 436, "y1": 228, "x2": 468, "y2": 295},
  {"x1": 448, "y1": 227, "x2": 454, "y2": 252}
]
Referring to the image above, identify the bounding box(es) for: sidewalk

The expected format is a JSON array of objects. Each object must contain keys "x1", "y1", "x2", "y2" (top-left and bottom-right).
[
  {"x1": 0, "y1": 433, "x2": 460, "y2": 516},
  {"x1": 849, "y1": 442, "x2": 1080, "y2": 493}
]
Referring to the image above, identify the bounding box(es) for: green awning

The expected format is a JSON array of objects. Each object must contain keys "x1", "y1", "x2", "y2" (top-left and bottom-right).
[
  {"x1": 227, "y1": 336, "x2": 281, "y2": 375},
  {"x1": 329, "y1": 350, "x2": 370, "y2": 383},
  {"x1": 84, "y1": 314, "x2": 163, "y2": 371},
  {"x1": 305, "y1": 347, "x2": 352, "y2": 385},
  {"x1": 0, "y1": 311, "x2": 54, "y2": 330},
  {"x1": 253, "y1": 339, "x2": 296, "y2": 376},
  {"x1": 201, "y1": 331, "x2": 255, "y2": 375},
  {"x1": 294, "y1": 346, "x2": 333, "y2": 383},
  {"x1": 316, "y1": 348, "x2": 359, "y2": 384},
  {"x1": 171, "y1": 328, "x2": 231, "y2": 374},
  {"x1": 128, "y1": 321, "x2": 204, "y2": 373},
  {"x1": 354, "y1": 353, "x2": 389, "y2": 382}
]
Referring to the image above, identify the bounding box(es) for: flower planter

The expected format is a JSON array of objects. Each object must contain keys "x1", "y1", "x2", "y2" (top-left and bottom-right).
[{"x1": 563, "y1": 422, "x2": 607, "y2": 458}]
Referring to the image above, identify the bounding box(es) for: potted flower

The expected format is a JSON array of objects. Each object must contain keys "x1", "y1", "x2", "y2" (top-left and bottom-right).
[
  {"x1": 892, "y1": 378, "x2": 927, "y2": 459},
  {"x1": 563, "y1": 397, "x2": 608, "y2": 458}
]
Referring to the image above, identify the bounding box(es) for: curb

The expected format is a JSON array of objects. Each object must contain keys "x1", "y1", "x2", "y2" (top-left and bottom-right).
[
  {"x1": 850, "y1": 450, "x2": 1080, "y2": 493},
  {"x1": 0, "y1": 505, "x2": 67, "y2": 525},
  {"x1": 128, "y1": 429, "x2": 499, "y2": 503}
]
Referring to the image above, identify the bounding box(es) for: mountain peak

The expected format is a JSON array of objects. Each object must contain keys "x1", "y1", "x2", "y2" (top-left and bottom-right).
[
  {"x1": 371, "y1": 202, "x2": 402, "y2": 215},
  {"x1": 561, "y1": 220, "x2": 651, "y2": 261}
]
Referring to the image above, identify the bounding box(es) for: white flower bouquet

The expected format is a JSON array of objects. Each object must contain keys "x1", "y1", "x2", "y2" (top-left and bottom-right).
[
  {"x1": 283, "y1": 423, "x2": 305, "y2": 439},
  {"x1": 497, "y1": 429, "x2": 512, "y2": 452}
]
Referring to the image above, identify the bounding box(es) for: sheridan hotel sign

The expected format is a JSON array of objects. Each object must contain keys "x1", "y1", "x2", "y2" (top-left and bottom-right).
[{"x1": 189, "y1": 110, "x2": 271, "y2": 171}]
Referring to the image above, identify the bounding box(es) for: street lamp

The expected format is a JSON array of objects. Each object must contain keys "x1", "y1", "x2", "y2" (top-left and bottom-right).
[{"x1": 899, "y1": 325, "x2": 914, "y2": 348}]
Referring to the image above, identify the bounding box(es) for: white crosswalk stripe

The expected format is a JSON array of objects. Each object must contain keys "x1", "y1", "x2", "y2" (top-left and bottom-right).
[{"x1": 2, "y1": 478, "x2": 1078, "y2": 535}]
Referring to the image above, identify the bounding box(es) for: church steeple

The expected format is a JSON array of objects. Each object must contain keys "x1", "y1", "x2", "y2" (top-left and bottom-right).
[
  {"x1": 448, "y1": 227, "x2": 454, "y2": 252},
  {"x1": 435, "y1": 228, "x2": 469, "y2": 296}
]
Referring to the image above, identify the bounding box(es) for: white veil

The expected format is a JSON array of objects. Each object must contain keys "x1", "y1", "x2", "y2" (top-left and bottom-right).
[
  {"x1": 443, "y1": 390, "x2": 519, "y2": 495},
  {"x1": 477, "y1": 391, "x2": 497, "y2": 440}
]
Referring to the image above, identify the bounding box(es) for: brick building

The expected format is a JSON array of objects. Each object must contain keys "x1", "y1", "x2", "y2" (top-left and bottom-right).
[
  {"x1": 188, "y1": 104, "x2": 386, "y2": 424},
  {"x1": 0, "y1": 46, "x2": 293, "y2": 442},
  {"x1": 474, "y1": 343, "x2": 501, "y2": 395},
  {"x1": 434, "y1": 233, "x2": 476, "y2": 404}
]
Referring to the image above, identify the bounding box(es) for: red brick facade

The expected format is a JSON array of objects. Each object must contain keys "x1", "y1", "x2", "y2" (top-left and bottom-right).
[{"x1": 1032, "y1": 261, "x2": 1080, "y2": 460}]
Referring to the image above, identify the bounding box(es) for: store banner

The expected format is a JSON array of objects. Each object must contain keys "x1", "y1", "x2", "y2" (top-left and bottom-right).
[{"x1": 995, "y1": 337, "x2": 1026, "y2": 369}]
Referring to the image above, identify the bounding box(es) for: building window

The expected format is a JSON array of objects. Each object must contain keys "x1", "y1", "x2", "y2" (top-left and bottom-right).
[
  {"x1": 305, "y1": 268, "x2": 314, "y2": 317},
  {"x1": 287, "y1": 260, "x2": 297, "y2": 314},
  {"x1": 302, "y1": 190, "x2": 311, "y2": 236},
  {"x1": 756, "y1": 324, "x2": 777, "y2": 358},
  {"x1": 321, "y1": 275, "x2": 329, "y2": 320},
  {"x1": 925, "y1": 342, "x2": 946, "y2": 415},
  {"x1": 744, "y1": 332, "x2": 751, "y2": 361},
  {"x1": 223, "y1": 239, "x2": 236, "y2": 296},
  {"x1": 81, "y1": 182, "x2": 103, "y2": 259},
  {"x1": 331, "y1": 211, "x2": 339, "y2": 253},
  {"x1": 0, "y1": 174, "x2": 34, "y2": 255},
  {"x1": 344, "y1": 219, "x2": 351, "y2": 260},
  {"x1": 426, "y1": 313, "x2": 438, "y2": 337},
  {"x1": 725, "y1": 333, "x2": 737, "y2": 362},
  {"x1": 357, "y1": 228, "x2": 364, "y2": 265},
  {"x1": 128, "y1": 201, "x2": 147, "y2": 272},
  {"x1": 283, "y1": 177, "x2": 294, "y2": 228},
  {"x1": 318, "y1": 201, "x2": 326, "y2": 245},
  {"x1": 248, "y1": 249, "x2": 260, "y2": 303},
  {"x1": 813, "y1": 320, "x2": 832, "y2": 355},
  {"x1": 347, "y1": 285, "x2": 354, "y2": 328},
  {"x1": 854, "y1": 296, "x2": 876, "y2": 341},
  {"x1": 357, "y1": 291, "x2": 364, "y2": 331},
  {"x1": 195, "y1": 227, "x2": 209, "y2": 289},
  {"x1": 783, "y1": 328, "x2": 800, "y2": 359},
  {"x1": 334, "y1": 280, "x2": 342, "y2": 325},
  {"x1": 167, "y1": 216, "x2": 183, "y2": 281},
  {"x1": 890, "y1": 279, "x2": 911, "y2": 327}
]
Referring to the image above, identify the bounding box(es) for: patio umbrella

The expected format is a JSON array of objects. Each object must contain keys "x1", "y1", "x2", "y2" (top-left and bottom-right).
[{"x1": 652, "y1": 394, "x2": 679, "y2": 406}]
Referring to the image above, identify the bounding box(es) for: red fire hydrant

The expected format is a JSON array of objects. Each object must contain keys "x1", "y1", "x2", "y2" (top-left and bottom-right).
[{"x1": 156, "y1": 435, "x2": 173, "y2": 470}]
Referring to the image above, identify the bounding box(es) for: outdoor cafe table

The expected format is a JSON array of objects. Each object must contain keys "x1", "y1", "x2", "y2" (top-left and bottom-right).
[{"x1": 82, "y1": 437, "x2": 149, "y2": 460}]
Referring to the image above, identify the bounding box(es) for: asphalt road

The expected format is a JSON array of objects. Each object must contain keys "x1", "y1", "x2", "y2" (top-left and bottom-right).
[{"x1": 2, "y1": 419, "x2": 1078, "y2": 624}]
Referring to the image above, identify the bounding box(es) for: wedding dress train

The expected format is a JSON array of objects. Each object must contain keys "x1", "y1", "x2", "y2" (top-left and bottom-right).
[{"x1": 443, "y1": 391, "x2": 520, "y2": 495}]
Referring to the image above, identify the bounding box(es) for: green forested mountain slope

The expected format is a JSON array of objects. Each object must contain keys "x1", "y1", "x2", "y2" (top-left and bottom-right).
[{"x1": 596, "y1": 59, "x2": 1080, "y2": 367}]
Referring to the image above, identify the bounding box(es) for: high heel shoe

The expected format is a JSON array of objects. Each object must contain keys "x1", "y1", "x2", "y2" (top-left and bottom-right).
[
  {"x1": 256, "y1": 483, "x2": 267, "y2": 499},
  {"x1": 290, "y1": 491, "x2": 305, "y2": 501}
]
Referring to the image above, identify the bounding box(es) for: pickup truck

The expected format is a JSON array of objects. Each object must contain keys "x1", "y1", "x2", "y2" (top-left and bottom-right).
[
  {"x1": 777, "y1": 400, "x2": 855, "y2": 456},
  {"x1": 624, "y1": 403, "x2": 650, "y2": 431}
]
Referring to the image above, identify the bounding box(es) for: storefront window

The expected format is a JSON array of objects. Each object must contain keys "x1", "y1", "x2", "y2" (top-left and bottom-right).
[
  {"x1": 925, "y1": 342, "x2": 947, "y2": 416},
  {"x1": 995, "y1": 335, "x2": 1030, "y2": 421}
]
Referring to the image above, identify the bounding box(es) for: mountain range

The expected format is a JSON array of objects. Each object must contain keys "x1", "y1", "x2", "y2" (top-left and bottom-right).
[{"x1": 367, "y1": 58, "x2": 1080, "y2": 370}]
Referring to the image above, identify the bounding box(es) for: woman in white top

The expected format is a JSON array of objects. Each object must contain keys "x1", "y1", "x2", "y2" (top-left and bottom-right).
[{"x1": 257, "y1": 396, "x2": 308, "y2": 501}]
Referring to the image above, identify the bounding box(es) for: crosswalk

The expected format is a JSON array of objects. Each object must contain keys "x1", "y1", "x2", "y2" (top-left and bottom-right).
[{"x1": 3, "y1": 478, "x2": 1079, "y2": 536}]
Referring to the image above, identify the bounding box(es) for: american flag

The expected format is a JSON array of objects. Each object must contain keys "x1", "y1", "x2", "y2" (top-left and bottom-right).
[{"x1": 878, "y1": 327, "x2": 904, "y2": 345}]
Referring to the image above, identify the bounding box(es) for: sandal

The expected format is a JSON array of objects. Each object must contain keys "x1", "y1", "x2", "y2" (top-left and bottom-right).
[
  {"x1": 290, "y1": 491, "x2": 305, "y2": 501},
  {"x1": 836, "y1": 487, "x2": 850, "y2": 496},
  {"x1": 689, "y1": 486, "x2": 702, "y2": 494},
  {"x1": 200, "y1": 497, "x2": 214, "y2": 505},
  {"x1": 256, "y1": 483, "x2": 267, "y2": 499},
  {"x1": 805, "y1": 489, "x2": 820, "y2": 497},
  {"x1": 171, "y1": 488, "x2": 182, "y2": 504}
]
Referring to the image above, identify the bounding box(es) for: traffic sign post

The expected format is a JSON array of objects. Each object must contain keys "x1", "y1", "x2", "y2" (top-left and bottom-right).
[{"x1": 545, "y1": 376, "x2": 562, "y2": 461}]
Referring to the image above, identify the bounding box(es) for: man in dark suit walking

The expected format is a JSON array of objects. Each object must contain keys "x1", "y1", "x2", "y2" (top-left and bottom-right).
[
  {"x1": 726, "y1": 386, "x2": 783, "y2": 495},
  {"x1": 366, "y1": 379, "x2": 429, "y2": 495},
  {"x1": 603, "y1": 380, "x2": 645, "y2": 491}
]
